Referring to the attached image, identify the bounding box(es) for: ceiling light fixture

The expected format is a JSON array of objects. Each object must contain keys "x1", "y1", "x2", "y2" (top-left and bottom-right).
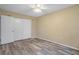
[
  {"x1": 30, "y1": 4, "x2": 47, "y2": 13},
  {"x1": 33, "y1": 8, "x2": 42, "y2": 12},
  {"x1": 32, "y1": 4, "x2": 42, "y2": 13}
]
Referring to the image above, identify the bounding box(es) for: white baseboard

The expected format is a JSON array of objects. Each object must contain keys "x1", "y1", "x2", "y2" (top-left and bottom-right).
[{"x1": 37, "y1": 37, "x2": 79, "y2": 51}]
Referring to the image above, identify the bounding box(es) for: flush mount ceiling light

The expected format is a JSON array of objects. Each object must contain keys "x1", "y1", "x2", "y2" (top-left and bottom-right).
[
  {"x1": 32, "y1": 4, "x2": 42, "y2": 12},
  {"x1": 30, "y1": 4, "x2": 47, "y2": 13},
  {"x1": 33, "y1": 8, "x2": 42, "y2": 12}
]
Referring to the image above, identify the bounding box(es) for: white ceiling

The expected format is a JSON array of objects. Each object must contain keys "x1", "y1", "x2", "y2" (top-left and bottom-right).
[{"x1": 0, "y1": 4, "x2": 74, "y2": 17}]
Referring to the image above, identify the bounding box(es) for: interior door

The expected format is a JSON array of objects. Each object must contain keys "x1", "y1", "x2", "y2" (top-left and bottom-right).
[
  {"x1": 14, "y1": 18, "x2": 32, "y2": 41},
  {"x1": 20, "y1": 19, "x2": 32, "y2": 39},
  {"x1": 13, "y1": 18, "x2": 23, "y2": 41},
  {"x1": 1, "y1": 15, "x2": 32, "y2": 44},
  {"x1": 1, "y1": 15, "x2": 14, "y2": 44}
]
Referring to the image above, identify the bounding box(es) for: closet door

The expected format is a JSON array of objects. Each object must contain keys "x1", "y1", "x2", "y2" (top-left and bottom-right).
[
  {"x1": 13, "y1": 18, "x2": 22, "y2": 41},
  {"x1": 20, "y1": 19, "x2": 32, "y2": 39},
  {"x1": 1, "y1": 15, "x2": 15, "y2": 44},
  {"x1": 14, "y1": 18, "x2": 32, "y2": 41},
  {"x1": 1, "y1": 15, "x2": 32, "y2": 44}
]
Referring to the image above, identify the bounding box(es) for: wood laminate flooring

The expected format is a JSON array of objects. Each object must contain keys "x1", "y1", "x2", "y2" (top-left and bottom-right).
[{"x1": 0, "y1": 38, "x2": 79, "y2": 55}]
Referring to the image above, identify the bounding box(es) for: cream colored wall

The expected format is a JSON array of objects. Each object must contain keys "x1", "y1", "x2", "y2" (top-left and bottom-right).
[
  {"x1": 0, "y1": 9, "x2": 37, "y2": 38},
  {"x1": 37, "y1": 5, "x2": 79, "y2": 49}
]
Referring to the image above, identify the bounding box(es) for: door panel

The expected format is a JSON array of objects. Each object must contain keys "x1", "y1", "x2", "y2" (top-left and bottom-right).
[
  {"x1": 14, "y1": 18, "x2": 32, "y2": 40},
  {"x1": 20, "y1": 19, "x2": 32, "y2": 39},
  {"x1": 1, "y1": 16, "x2": 14, "y2": 44}
]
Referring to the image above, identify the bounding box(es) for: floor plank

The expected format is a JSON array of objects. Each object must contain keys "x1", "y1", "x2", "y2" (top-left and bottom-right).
[{"x1": 0, "y1": 38, "x2": 79, "y2": 55}]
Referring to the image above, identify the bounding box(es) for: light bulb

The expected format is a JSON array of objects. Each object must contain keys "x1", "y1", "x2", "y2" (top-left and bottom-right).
[
  {"x1": 37, "y1": 4, "x2": 41, "y2": 7},
  {"x1": 33, "y1": 8, "x2": 42, "y2": 12}
]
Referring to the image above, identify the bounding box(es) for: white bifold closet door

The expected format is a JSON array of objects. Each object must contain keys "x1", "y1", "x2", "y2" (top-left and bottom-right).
[
  {"x1": 1, "y1": 15, "x2": 15, "y2": 44},
  {"x1": 1, "y1": 15, "x2": 32, "y2": 44},
  {"x1": 14, "y1": 18, "x2": 32, "y2": 41}
]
